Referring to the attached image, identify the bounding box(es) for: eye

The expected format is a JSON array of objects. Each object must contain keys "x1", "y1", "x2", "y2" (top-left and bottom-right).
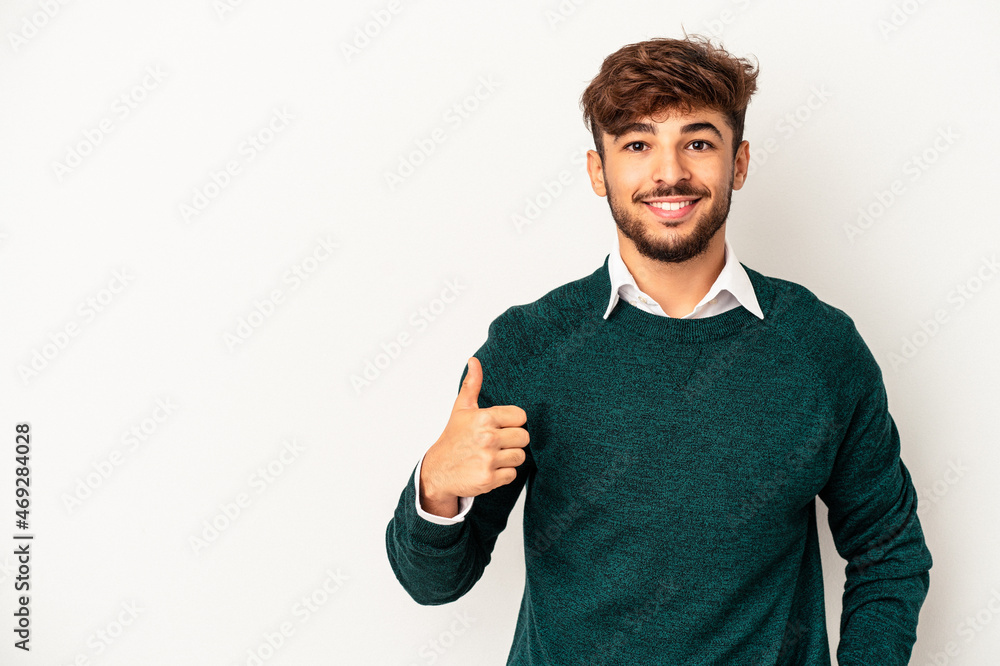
[
  {"x1": 624, "y1": 141, "x2": 647, "y2": 152},
  {"x1": 689, "y1": 140, "x2": 713, "y2": 151}
]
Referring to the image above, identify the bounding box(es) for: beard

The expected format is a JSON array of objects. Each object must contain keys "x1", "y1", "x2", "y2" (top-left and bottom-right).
[{"x1": 606, "y1": 167, "x2": 734, "y2": 264}]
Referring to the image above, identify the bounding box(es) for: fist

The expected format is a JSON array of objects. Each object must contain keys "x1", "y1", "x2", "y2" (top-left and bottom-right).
[{"x1": 421, "y1": 357, "x2": 530, "y2": 506}]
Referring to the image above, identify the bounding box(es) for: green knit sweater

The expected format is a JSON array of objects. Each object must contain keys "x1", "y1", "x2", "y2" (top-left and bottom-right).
[{"x1": 386, "y1": 255, "x2": 932, "y2": 665}]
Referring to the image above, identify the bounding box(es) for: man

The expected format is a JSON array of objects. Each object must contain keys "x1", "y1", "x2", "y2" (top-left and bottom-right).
[{"x1": 386, "y1": 34, "x2": 932, "y2": 665}]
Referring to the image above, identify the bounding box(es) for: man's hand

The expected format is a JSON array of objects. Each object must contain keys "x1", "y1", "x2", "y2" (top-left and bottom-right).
[{"x1": 419, "y1": 357, "x2": 530, "y2": 518}]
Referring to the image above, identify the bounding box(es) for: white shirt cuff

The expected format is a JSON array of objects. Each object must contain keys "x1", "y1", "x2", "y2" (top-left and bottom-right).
[{"x1": 414, "y1": 453, "x2": 474, "y2": 524}]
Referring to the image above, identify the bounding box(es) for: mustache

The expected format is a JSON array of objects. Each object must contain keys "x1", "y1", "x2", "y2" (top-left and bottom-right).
[{"x1": 633, "y1": 186, "x2": 710, "y2": 202}]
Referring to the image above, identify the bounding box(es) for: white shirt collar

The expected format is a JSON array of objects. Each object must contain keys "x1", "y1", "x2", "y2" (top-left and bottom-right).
[{"x1": 603, "y1": 233, "x2": 764, "y2": 320}]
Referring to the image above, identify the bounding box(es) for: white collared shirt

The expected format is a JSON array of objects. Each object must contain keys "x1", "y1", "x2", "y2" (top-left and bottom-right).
[
  {"x1": 603, "y1": 232, "x2": 764, "y2": 321},
  {"x1": 415, "y1": 234, "x2": 764, "y2": 524}
]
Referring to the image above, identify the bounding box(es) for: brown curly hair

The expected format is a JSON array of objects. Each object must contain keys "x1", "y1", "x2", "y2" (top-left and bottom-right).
[{"x1": 581, "y1": 34, "x2": 759, "y2": 162}]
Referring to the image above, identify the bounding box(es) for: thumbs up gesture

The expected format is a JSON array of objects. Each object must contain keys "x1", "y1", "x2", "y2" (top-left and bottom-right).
[{"x1": 419, "y1": 357, "x2": 530, "y2": 517}]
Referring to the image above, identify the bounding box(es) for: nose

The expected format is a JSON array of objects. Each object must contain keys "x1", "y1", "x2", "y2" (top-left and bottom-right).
[{"x1": 650, "y1": 146, "x2": 691, "y2": 186}]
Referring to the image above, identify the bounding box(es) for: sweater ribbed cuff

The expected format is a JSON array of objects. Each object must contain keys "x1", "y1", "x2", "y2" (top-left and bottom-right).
[{"x1": 402, "y1": 463, "x2": 468, "y2": 551}]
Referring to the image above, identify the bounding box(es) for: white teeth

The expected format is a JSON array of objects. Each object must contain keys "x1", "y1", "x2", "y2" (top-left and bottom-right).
[{"x1": 648, "y1": 200, "x2": 696, "y2": 211}]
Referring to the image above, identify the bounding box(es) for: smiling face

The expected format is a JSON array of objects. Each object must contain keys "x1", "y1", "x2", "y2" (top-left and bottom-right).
[{"x1": 586, "y1": 106, "x2": 750, "y2": 264}]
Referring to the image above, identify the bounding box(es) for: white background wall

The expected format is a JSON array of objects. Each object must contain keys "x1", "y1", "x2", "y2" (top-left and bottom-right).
[{"x1": 1, "y1": 1, "x2": 997, "y2": 664}]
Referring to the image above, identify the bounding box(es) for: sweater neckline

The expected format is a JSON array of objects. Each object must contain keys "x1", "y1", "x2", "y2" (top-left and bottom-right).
[{"x1": 584, "y1": 253, "x2": 772, "y2": 344}]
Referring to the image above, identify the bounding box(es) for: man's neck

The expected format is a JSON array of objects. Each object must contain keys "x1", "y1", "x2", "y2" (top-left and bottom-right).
[{"x1": 617, "y1": 228, "x2": 727, "y2": 318}]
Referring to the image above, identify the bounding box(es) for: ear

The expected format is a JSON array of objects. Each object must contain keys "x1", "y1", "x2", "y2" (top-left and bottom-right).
[
  {"x1": 732, "y1": 140, "x2": 750, "y2": 191},
  {"x1": 586, "y1": 149, "x2": 607, "y2": 197}
]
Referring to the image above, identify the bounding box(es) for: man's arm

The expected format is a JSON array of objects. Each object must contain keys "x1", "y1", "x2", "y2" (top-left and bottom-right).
[
  {"x1": 386, "y1": 343, "x2": 534, "y2": 606},
  {"x1": 413, "y1": 452, "x2": 474, "y2": 525},
  {"x1": 818, "y1": 338, "x2": 932, "y2": 665},
  {"x1": 386, "y1": 452, "x2": 531, "y2": 605}
]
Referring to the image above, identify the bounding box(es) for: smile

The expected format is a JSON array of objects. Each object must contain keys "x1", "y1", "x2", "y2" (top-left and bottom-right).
[
  {"x1": 646, "y1": 199, "x2": 697, "y2": 211},
  {"x1": 643, "y1": 198, "x2": 702, "y2": 220}
]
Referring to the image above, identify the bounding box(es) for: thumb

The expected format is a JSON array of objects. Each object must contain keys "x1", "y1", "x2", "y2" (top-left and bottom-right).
[{"x1": 454, "y1": 356, "x2": 482, "y2": 410}]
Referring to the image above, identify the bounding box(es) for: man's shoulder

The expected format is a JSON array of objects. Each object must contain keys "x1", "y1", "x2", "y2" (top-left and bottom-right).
[
  {"x1": 483, "y1": 260, "x2": 604, "y2": 356},
  {"x1": 744, "y1": 263, "x2": 858, "y2": 331},
  {"x1": 743, "y1": 263, "x2": 879, "y2": 376}
]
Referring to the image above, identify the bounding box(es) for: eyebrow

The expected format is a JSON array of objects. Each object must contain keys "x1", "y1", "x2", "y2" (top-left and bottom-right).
[{"x1": 613, "y1": 121, "x2": 724, "y2": 143}]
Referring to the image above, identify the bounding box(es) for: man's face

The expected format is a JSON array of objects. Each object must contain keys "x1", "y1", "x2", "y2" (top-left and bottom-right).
[{"x1": 586, "y1": 107, "x2": 750, "y2": 264}]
